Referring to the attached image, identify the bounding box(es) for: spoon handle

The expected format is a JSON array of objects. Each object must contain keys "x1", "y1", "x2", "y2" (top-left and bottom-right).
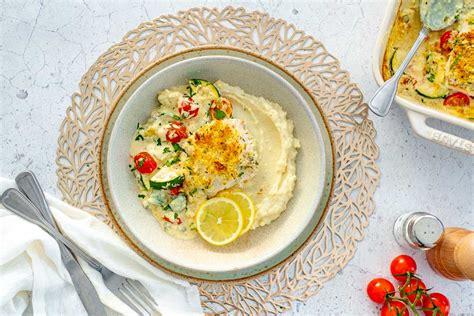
[{"x1": 369, "y1": 27, "x2": 429, "y2": 117}]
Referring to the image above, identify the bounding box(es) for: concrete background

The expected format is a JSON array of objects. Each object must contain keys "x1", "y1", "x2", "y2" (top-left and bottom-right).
[{"x1": 1, "y1": 1, "x2": 472, "y2": 314}]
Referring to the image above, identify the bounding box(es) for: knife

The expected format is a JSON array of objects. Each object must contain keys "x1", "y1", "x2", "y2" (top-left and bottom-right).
[{"x1": 15, "y1": 171, "x2": 106, "y2": 316}]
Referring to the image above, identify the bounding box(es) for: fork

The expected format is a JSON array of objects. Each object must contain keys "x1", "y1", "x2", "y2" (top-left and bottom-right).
[{"x1": 1, "y1": 188, "x2": 158, "y2": 316}]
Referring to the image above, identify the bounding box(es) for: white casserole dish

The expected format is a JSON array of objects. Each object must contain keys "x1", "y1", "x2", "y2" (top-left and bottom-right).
[{"x1": 372, "y1": 0, "x2": 474, "y2": 155}]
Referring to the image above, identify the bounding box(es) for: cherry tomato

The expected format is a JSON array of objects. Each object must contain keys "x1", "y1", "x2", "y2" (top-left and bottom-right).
[
  {"x1": 381, "y1": 300, "x2": 409, "y2": 316},
  {"x1": 210, "y1": 97, "x2": 233, "y2": 120},
  {"x1": 440, "y1": 31, "x2": 454, "y2": 52},
  {"x1": 178, "y1": 97, "x2": 199, "y2": 118},
  {"x1": 423, "y1": 293, "x2": 450, "y2": 316},
  {"x1": 443, "y1": 92, "x2": 470, "y2": 107},
  {"x1": 367, "y1": 278, "x2": 396, "y2": 304},
  {"x1": 390, "y1": 255, "x2": 417, "y2": 283},
  {"x1": 169, "y1": 186, "x2": 182, "y2": 196},
  {"x1": 402, "y1": 278, "x2": 426, "y2": 306},
  {"x1": 166, "y1": 122, "x2": 188, "y2": 143},
  {"x1": 133, "y1": 152, "x2": 157, "y2": 174}
]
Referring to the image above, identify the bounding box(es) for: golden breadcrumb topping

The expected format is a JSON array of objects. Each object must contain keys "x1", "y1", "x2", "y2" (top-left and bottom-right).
[
  {"x1": 447, "y1": 30, "x2": 474, "y2": 94},
  {"x1": 184, "y1": 120, "x2": 244, "y2": 189}
]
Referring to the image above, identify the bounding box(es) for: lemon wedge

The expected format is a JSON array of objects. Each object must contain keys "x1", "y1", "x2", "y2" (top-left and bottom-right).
[
  {"x1": 195, "y1": 197, "x2": 243, "y2": 246},
  {"x1": 218, "y1": 191, "x2": 256, "y2": 236}
]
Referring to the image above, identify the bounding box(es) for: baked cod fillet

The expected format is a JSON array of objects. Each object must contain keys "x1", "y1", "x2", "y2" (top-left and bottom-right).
[
  {"x1": 446, "y1": 30, "x2": 474, "y2": 95},
  {"x1": 183, "y1": 119, "x2": 258, "y2": 196}
]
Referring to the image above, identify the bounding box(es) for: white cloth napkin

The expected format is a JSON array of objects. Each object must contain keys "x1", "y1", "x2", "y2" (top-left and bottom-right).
[{"x1": 0, "y1": 178, "x2": 202, "y2": 316}]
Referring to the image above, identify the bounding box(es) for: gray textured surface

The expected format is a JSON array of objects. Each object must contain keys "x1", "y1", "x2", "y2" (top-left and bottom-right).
[{"x1": 1, "y1": 1, "x2": 472, "y2": 315}]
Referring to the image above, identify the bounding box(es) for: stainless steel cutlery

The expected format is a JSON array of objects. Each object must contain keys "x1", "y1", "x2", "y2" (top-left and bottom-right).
[{"x1": 1, "y1": 171, "x2": 159, "y2": 315}]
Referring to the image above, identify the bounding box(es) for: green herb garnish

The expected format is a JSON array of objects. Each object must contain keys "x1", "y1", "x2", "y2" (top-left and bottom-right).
[
  {"x1": 163, "y1": 147, "x2": 171, "y2": 154},
  {"x1": 138, "y1": 194, "x2": 145, "y2": 199},
  {"x1": 172, "y1": 143, "x2": 183, "y2": 152},
  {"x1": 214, "y1": 109, "x2": 226, "y2": 119},
  {"x1": 165, "y1": 156, "x2": 180, "y2": 166},
  {"x1": 135, "y1": 134, "x2": 144, "y2": 141},
  {"x1": 156, "y1": 138, "x2": 162, "y2": 146}
]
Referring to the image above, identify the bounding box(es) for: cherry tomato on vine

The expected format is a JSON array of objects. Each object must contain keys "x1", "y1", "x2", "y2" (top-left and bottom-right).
[
  {"x1": 381, "y1": 300, "x2": 409, "y2": 316},
  {"x1": 402, "y1": 278, "x2": 426, "y2": 306},
  {"x1": 422, "y1": 293, "x2": 450, "y2": 316},
  {"x1": 390, "y1": 255, "x2": 417, "y2": 282},
  {"x1": 166, "y1": 122, "x2": 188, "y2": 143},
  {"x1": 443, "y1": 92, "x2": 470, "y2": 107},
  {"x1": 367, "y1": 278, "x2": 395, "y2": 304},
  {"x1": 133, "y1": 152, "x2": 157, "y2": 174}
]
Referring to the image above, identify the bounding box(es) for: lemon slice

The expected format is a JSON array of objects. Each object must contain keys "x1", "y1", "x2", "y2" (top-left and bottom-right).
[
  {"x1": 218, "y1": 191, "x2": 256, "y2": 235},
  {"x1": 196, "y1": 197, "x2": 243, "y2": 246}
]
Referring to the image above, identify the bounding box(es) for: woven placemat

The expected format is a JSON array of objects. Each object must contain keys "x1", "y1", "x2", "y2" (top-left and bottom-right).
[{"x1": 56, "y1": 7, "x2": 380, "y2": 314}]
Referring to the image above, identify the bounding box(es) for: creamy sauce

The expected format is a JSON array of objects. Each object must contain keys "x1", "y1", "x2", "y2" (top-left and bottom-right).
[
  {"x1": 383, "y1": 0, "x2": 473, "y2": 120},
  {"x1": 129, "y1": 80, "x2": 299, "y2": 239}
]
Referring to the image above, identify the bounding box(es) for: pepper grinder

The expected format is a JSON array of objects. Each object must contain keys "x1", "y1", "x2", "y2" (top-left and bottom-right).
[{"x1": 426, "y1": 227, "x2": 474, "y2": 281}]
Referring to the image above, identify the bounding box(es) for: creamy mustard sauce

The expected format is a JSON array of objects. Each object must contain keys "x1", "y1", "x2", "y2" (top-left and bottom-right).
[{"x1": 383, "y1": 0, "x2": 473, "y2": 120}]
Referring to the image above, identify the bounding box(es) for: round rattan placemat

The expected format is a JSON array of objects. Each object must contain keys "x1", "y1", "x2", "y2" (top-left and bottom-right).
[{"x1": 56, "y1": 7, "x2": 380, "y2": 314}]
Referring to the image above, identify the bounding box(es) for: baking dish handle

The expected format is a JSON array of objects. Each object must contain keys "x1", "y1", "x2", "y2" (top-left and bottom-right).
[{"x1": 406, "y1": 110, "x2": 474, "y2": 155}]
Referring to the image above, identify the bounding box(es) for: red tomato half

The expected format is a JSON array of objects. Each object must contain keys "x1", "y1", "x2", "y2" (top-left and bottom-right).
[
  {"x1": 367, "y1": 278, "x2": 395, "y2": 304},
  {"x1": 423, "y1": 293, "x2": 450, "y2": 316},
  {"x1": 444, "y1": 92, "x2": 470, "y2": 107},
  {"x1": 178, "y1": 97, "x2": 199, "y2": 118},
  {"x1": 133, "y1": 152, "x2": 157, "y2": 174},
  {"x1": 381, "y1": 300, "x2": 409, "y2": 316},
  {"x1": 390, "y1": 255, "x2": 417, "y2": 283},
  {"x1": 440, "y1": 31, "x2": 454, "y2": 52},
  {"x1": 169, "y1": 186, "x2": 182, "y2": 196},
  {"x1": 402, "y1": 278, "x2": 426, "y2": 306},
  {"x1": 166, "y1": 122, "x2": 188, "y2": 143}
]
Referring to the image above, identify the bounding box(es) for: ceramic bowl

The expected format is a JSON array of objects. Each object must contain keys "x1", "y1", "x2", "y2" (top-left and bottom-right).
[
  {"x1": 372, "y1": 0, "x2": 473, "y2": 155},
  {"x1": 100, "y1": 47, "x2": 334, "y2": 281}
]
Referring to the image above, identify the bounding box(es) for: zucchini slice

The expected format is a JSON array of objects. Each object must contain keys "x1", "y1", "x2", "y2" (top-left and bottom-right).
[
  {"x1": 389, "y1": 48, "x2": 402, "y2": 75},
  {"x1": 415, "y1": 80, "x2": 449, "y2": 99},
  {"x1": 189, "y1": 79, "x2": 220, "y2": 98},
  {"x1": 150, "y1": 165, "x2": 182, "y2": 189}
]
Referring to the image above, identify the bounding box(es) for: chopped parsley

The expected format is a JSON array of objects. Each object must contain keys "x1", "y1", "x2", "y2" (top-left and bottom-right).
[
  {"x1": 139, "y1": 174, "x2": 147, "y2": 189},
  {"x1": 165, "y1": 156, "x2": 180, "y2": 166},
  {"x1": 163, "y1": 204, "x2": 172, "y2": 211},
  {"x1": 214, "y1": 109, "x2": 226, "y2": 119},
  {"x1": 129, "y1": 164, "x2": 136, "y2": 172},
  {"x1": 135, "y1": 134, "x2": 144, "y2": 141},
  {"x1": 156, "y1": 138, "x2": 162, "y2": 146},
  {"x1": 173, "y1": 212, "x2": 178, "y2": 220},
  {"x1": 450, "y1": 54, "x2": 461, "y2": 69},
  {"x1": 185, "y1": 86, "x2": 196, "y2": 97},
  {"x1": 172, "y1": 143, "x2": 183, "y2": 152},
  {"x1": 136, "y1": 123, "x2": 144, "y2": 130},
  {"x1": 163, "y1": 147, "x2": 171, "y2": 154},
  {"x1": 138, "y1": 194, "x2": 145, "y2": 199},
  {"x1": 137, "y1": 158, "x2": 145, "y2": 168},
  {"x1": 189, "y1": 188, "x2": 198, "y2": 196},
  {"x1": 172, "y1": 114, "x2": 182, "y2": 121}
]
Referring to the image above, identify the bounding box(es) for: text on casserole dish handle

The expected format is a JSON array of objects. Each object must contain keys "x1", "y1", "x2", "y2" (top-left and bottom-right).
[{"x1": 406, "y1": 111, "x2": 474, "y2": 155}]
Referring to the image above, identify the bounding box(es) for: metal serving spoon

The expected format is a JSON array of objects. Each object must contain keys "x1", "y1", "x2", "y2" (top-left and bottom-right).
[{"x1": 369, "y1": 0, "x2": 464, "y2": 117}]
